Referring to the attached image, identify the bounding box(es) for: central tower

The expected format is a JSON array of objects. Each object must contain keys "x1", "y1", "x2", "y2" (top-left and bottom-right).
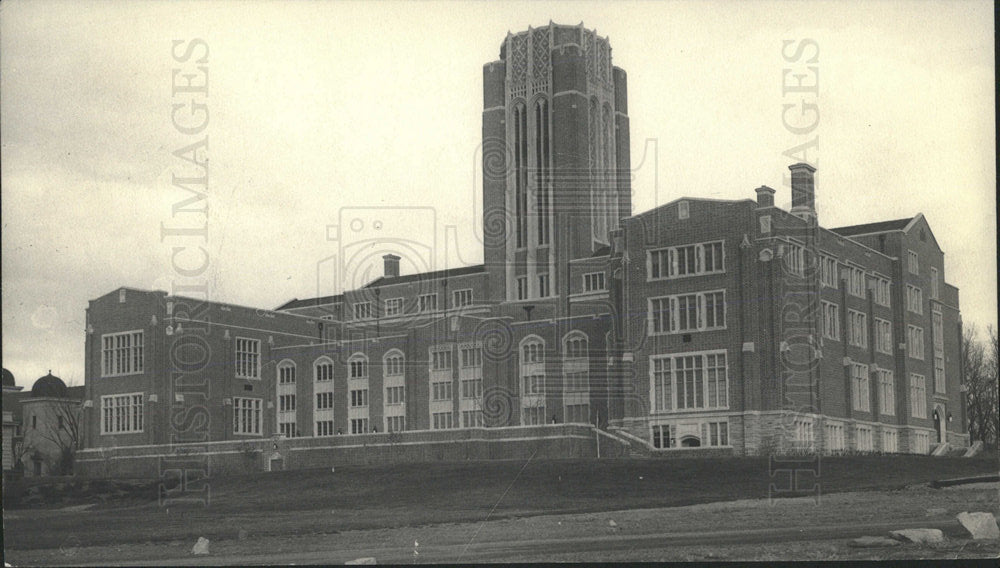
[{"x1": 483, "y1": 23, "x2": 631, "y2": 305}]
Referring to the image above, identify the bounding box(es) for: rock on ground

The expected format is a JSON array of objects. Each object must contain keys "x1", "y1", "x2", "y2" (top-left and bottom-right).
[
  {"x1": 957, "y1": 512, "x2": 1000, "y2": 540},
  {"x1": 850, "y1": 536, "x2": 901, "y2": 548},
  {"x1": 192, "y1": 537, "x2": 210, "y2": 555},
  {"x1": 888, "y1": 528, "x2": 944, "y2": 544}
]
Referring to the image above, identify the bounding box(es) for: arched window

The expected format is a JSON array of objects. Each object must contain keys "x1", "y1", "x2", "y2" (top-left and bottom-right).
[
  {"x1": 519, "y1": 335, "x2": 546, "y2": 402},
  {"x1": 314, "y1": 356, "x2": 334, "y2": 382},
  {"x1": 277, "y1": 360, "x2": 296, "y2": 384},
  {"x1": 383, "y1": 349, "x2": 404, "y2": 377},
  {"x1": 563, "y1": 331, "x2": 589, "y2": 360},
  {"x1": 348, "y1": 353, "x2": 369, "y2": 380}
]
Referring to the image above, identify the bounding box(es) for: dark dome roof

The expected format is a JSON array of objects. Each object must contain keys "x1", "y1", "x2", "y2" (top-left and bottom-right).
[
  {"x1": 2, "y1": 368, "x2": 14, "y2": 387},
  {"x1": 31, "y1": 371, "x2": 68, "y2": 398}
]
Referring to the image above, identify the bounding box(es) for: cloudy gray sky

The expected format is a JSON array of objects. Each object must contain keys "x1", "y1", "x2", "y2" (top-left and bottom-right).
[{"x1": 1, "y1": 0, "x2": 994, "y2": 389}]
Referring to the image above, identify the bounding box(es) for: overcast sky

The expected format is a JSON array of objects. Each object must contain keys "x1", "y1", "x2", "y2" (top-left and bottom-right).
[{"x1": 1, "y1": 0, "x2": 994, "y2": 389}]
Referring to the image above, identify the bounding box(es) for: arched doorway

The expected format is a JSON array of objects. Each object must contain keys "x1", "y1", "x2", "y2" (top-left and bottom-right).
[{"x1": 933, "y1": 407, "x2": 945, "y2": 444}]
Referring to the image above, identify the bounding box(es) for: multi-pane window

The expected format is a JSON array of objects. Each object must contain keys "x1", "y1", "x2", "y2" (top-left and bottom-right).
[
  {"x1": 315, "y1": 360, "x2": 334, "y2": 382},
  {"x1": 432, "y1": 381, "x2": 453, "y2": 401},
  {"x1": 522, "y1": 342, "x2": 544, "y2": 364},
  {"x1": 877, "y1": 368, "x2": 895, "y2": 415},
  {"x1": 851, "y1": 362, "x2": 870, "y2": 412},
  {"x1": 564, "y1": 335, "x2": 588, "y2": 359},
  {"x1": 316, "y1": 420, "x2": 335, "y2": 437},
  {"x1": 384, "y1": 353, "x2": 404, "y2": 376},
  {"x1": 522, "y1": 374, "x2": 545, "y2": 395},
  {"x1": 385, "y1": 385, "x2": 405, "y2": 405},
  {"x1": 906, "y1": 285, "x2": 923, "y2": 314},
  {"x1": 353, "y1": 302, "x2": 372, "y2": 320},
  {"x1": 516, "y1": 276, "x2": 528, "y2": 300},
  {"x1": 278, "y1": 394, "x2": 296, "y2": 412},
  {"x1": 825, "y1": 423, "x2": 845, "y2": 452},
  {"x1": 847, "y1": 266, "x2": 866, "y2": 298},
  {"x1": 650, "y1": 351, "x2": 728, "y2": 412},
  {"x1": 883, "y1": 429, "x2": 898, "y2": 453},
  {"x1": 233, "y1": 397, "x2": 261, "y2": 435},
  {"x1": 432, "y1": 411, "x2": 454, "y2": 430},
  {"x1": 101, "y1": 393, "x2": 143, "y2": 434},
  {"x1": 418, "y1": 293, "x2": 438, "y2": 312},
  {"x1": 784, "y1": 242, "x2": 804, "y2": 276},
  {"x1": 460, "y1": 346, "x2": 482, "y2": 368},
  {"x1": 651, "y1": 424, "x2": 675, "y2": 448},
  {"x1": 349, "y1": 356, "x2": 369, "y2": 379},
  {"x1": 820, "y1": 255, "x2": 838, "y2": 288},
  {"x1": 793, "y1": 419, "x2": 815, "y2": 449},
  {"x1": 538, "y1": 274, "x2": 550, "y2": 298},
  {"x1": 874, "y1": 318, "x2": 893, "y2": 354},
  {"x1": 384, "y1": 298, "x2": 403, "y2": 317},
  {"x1": 704, "y1": 421, "x2": 730, "y2": 447},
  {"x1": 914, "y1": 431, "x2": 930, "y2": 454},
  {"x1": 279, "y1": 363, "x2": 296, "y2": 384},
  {"x1": 932, "y1": 311, "x2": 945, "y2": 392},
  {"x1": 930, "y1": 267, "x2": 940, "y2": 300},
  {"x1": 452, "y1": 289, "x2": 473, "y2": 308},
  {"x1": 565, "y1": 404, "x2": 590, "y2": 424},
  {"x1": 874, "y1": 277, "x2": 891, "y2": 307},
  {"x1": 522, "y1": 406, "x2": 545, "y2": 425},
  {"x1": 647, "y1": 241, "x2": 725, "y2": 280},
  {"x1": 235, "y1": 338, "x2": 260, "y2": 379},
  {"x1": 907, "y1": 250, "x2": 919, "y2": 274},
  {"x1": 907, "y1": 326, "x2": 925, "y2": 360},
  {"x1": 101, "y1": 331, "x2": 144, "y2": 377},
  {"x1": 856, "y1": 425, "x2": 873, "y2": 452},
  {"x1": 583, "y1": 272, "x2": 606, "y2": 292},
  {"x1": 431, "y1": 350, "x2": 452, "y2": 371},
  {"x1": 461, "y1": 379, "x2": 482, "y2": 399},
  {"x1": 386, "y1": 415, "x2": 405, "y2": 433},
  {"x1": 847, "y1": 310, "x2": 868, "y2": 348},
  {"x1": 564, "y1": 371, "x2": 588, "y2": 392},
  {"x1": 649, "y1": 290, "x2": 726, "y2": 334},
  {"x1": 316, "y1": 391, "x2": 334, "y2": 410},
  {"x1": 822, "y1": 301, "x2": 840, "y2": 341},
  {"x1": 462, "y1": 410, "x2": 484, "y2": 428},
  {"x1": 279, "y1": 422, "x2": 296, "y2": 438},
  {"x1": 910, "y1": 374, "x2": 927, "y2": 418},
  {"x1": 350, "y1": 418, "x2": 369, "y2": 434},
  {"x1": 349, "y1": 388, "x2": 368, "y2": 408}
]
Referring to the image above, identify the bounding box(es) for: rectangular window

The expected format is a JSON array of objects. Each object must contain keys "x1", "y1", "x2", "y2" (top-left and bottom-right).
[
  {"x1": 906, "y1": 285, "x2": 923, "y2": 314},
  {"x1": 650, "y1": 351, "x2": 727, "y2": 412},
  {"x1": 825, "y1": 423, "x2": 845, "y2": 452},
  {"x1": 279, "y1": 365, "x2": 296, "y2": 384},
  {"x1": 386, "y1": 415, "x2": 405, "y2": 433},
  {"x1": 907, "y1": 326, "x2": 925, "y2": 360},
  {"x1": 820, "y1": 255, "x2": 839, "y2": 288},
  {"x1": 516, "y1": 276, "x2": 528, "y2": 300},
  {"x1": 793, "y1": 419, "x2": 814, "y2": 449},
  {"x1": 235, "y1": 338, "x2": 261, "y2": 379},
  {"x1": 350, "y1": 418, "x2": 369, "y2": 434},
  {"x1": 431, "y1": 350, "x2": 452, "y2": 371},
  {"x1": 101, "y1": 331, "x2": 144, "y2": 377},
  {"x1": 522, "y1": 374, "x2": 545, "y2": 395},
  {"x1": 100, "y1": 393, "x2": 143, "y2": 434},
  {"x1": 784, "y1": 242, "x2": 804, "y2": 276},
  {"x1": 538, "y1": 274, "x2": 550, "y2": 298},
  {"x1": 648, "y1": 290, "x2": 726, "y2": 335},
  {"x1": 315, "y1": 362, "x2": 334, "y2": 382},
  {"x1": 385, "y1": 385, "x2": 405, "y2": 405},
  {"x1": 883, "y1": 429, "x2": 898, "y2": 453},
  {"x1": 460, "y1": 346, "x2": 482, "y2": 368},
  {"x1": 316, "y1": 391, "x2": 334, "y2": 410},
  {"x1": 384, "y1": 354, "x2": 404, "y2": 376},
  {"x1": 930, "y1": 267, "x2": 940, "y2": 300},
  {"x1": 822, "y1": 301, "x2": 841, "y2": 341},
  {"x1": 908, "y1": 250, "x2": 919, "y2": 274},
  {"x1": 565, "y1": 404, "x2": 590, "y2": 424},
  {"x1": 452, "y1": 289, "x2": 473, "y2": 308},
  {"x1": 847, "y1": 310, "x2": 868, "y2": 348},
  {"x1": 462, "y1": 410, "x2": 484, "y2": 428},
  {"x1": 349, "y1": 389, "x2": 369, "y2": 408},
  {"x1": 461, "y1": 379, "x2": 483, "y2": 399},
  {"x1": 848, "y1": 266, "x2": 866, "y2": 298},
  {"x1": 278, "y1": 394, "x2": 296, "y2": 412},
  {"x1": 647, "y1": 241, "x2": 725, "y2": 280},
  {"x1": 583, "y1": 272, "x2": 606, "y2": 292},
  {"x1": 316, "y1": 420, "x2": 335, "y2": 437},
  {"x1": 705, "y1": 421, "x2": 730, "y2": 447},
  {"x1": 432, "y1": 380, "x2": 453, "y2": 401},
  {"x1": 350, "y1": 359, "x2": 368, "y2": 379},
  {"x1": 432, "y1": 411, "x2": 454, "y2": 430},
  {"x1": 910, "y1": 374, "x2": 927, "y2": 418},
  {"x1": 932, "y1": 311, "x2": 945, "y2": 393},
  {"x1": 915, "y1": 431, "x2": 930, "y2": 454},
  {"x1": 878, "y1": 369, "x2": 895, "y2": 415},
  {"x1": 418, "y1": 293, "x2": 438, "y2": 312},
  {"x1": 678, "y1": 200, "x2": 689, "y2": 219},
  {"x1": 874, "y1": 277, "x2": 891, "y2": 307},
  {"x1": 651, "y1": 424, "x2": 675, "y2": 448},
  {"x1": 233, "y1": 397, "x2": 261, "y2": 435},
  {"x1": 851, "y1": 363, "x2": 870, "y2": 412},
  {"x1": 353, "y1": 302, "x2": 372, "y2": 320},
  {"x1": 384, "y1": 298, "x2": 403, "y2": 317},
  {"x1": 279, "y1": 422, "x2": 296, "y2": 438},
  {"x1": 856, "y1": 425, "x2": 873, "y2": 452},
  {"x1": 874, "y1": 318, "x2": 893, "y2": 354}
]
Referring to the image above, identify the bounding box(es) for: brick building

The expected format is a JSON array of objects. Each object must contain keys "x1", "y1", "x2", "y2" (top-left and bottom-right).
[{"x1": 80, "y1": 23, "x2": 967, "y2": 457}]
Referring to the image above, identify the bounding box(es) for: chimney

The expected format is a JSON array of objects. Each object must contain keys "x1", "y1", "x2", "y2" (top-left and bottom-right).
[
  {"x1": 789, "y1": 163, "x2": 817, "y2": 220},
  {"x1": 755, "y1": 185, "x2": 775, "y2": 208},
  {"x1": 383, "y1": 254, "x2": 401, "y2": 278}
]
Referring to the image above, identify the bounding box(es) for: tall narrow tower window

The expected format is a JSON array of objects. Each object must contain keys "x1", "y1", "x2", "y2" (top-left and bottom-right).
[
  {"x1": 535, "y1": 97, "x2": 551, "y2": 246},
  {"x1": 513, "y1": 102, "x2": 529, "y2": 248}
]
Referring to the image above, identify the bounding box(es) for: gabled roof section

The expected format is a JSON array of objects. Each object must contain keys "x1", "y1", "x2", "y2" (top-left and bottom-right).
[
  {"x1": 629, "y1": 196, "x2": 755, "y2": 220},
  {"x1": 903, "y1": 213, "x2": 942, "y2": 252},
  {"x1": 276, "y1": 294, "x2": 344, "y2": 311},
  {"x1": 830, "y1": 217, "x2": 913, "y2": 237},
  {"x1": 363, "y1": 264, "x2": 485, "y2": 288}
]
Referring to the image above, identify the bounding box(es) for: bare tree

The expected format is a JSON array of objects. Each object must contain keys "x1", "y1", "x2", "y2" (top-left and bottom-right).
[
  {"x1": 963, "y1": 324, "x2": 998, "y2": 446},
  {"x1": 36, "y1": 400, "x2": 83, "y2": 475}
]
